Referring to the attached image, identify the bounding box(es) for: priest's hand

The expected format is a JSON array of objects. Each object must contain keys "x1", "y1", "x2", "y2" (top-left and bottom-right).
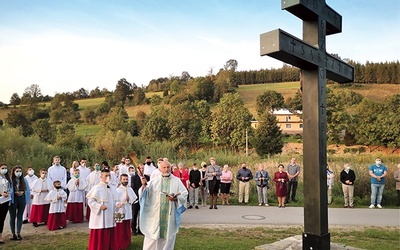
[
  {"x1": 100, "y1": 205, "x2": 107, "y2": 210},
  {"x1": 167, "y1": 195, "x2": 177, "y2": 201},
  {"x1": 116, "y1": 203, "x2": 123, "y2": 208}
]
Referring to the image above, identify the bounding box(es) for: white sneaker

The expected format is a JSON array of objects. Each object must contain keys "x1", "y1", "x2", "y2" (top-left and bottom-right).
[
  {"x1": 369, "y1": 204, "x2": 375, "y2": 209},
  {"x1": 377, "y1": 204, "x2": 382, "y2": 209},
  {"x1": 265, "y1": 204, "x2": 269, "y2": 207},
  {"x1": 258, "y1": 203, "x2": 262, "y2": 206}
]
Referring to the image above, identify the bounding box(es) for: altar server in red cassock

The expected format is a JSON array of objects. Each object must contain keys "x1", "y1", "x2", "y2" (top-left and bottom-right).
[
  {"x1": 116, "y1": 174, "x2": 137, "y2": 249},
  {"x1": 87, "y1": 169, "x2": 122, "y2": 250},
  {"x1": 66, "y1": 169, "x2": 87, "y2": 223},
  {"x1": 29, "y1": 169, "x2": 50, "y2": 227},
  {"x1": 44, "y1": 180, "x2": 67, "y2": 230}
]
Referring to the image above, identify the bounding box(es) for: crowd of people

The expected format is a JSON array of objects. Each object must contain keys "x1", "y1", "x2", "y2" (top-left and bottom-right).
[{"x1": 0, "y1": 155, "x2": 399, "y2": 249}]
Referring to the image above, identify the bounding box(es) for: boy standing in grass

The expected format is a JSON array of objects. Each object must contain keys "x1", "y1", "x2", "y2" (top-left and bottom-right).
[{"x1": 45, "y1": 180, "x2": 67, "y2": 230}]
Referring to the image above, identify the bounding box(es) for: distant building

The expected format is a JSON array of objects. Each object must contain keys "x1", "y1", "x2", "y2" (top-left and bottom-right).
[{"x1": 251, "y1": 108, "x2": 303, "y2": 135}]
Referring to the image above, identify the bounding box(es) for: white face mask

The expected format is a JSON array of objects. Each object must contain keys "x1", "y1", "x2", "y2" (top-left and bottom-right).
[
  {"x1": 0, "y1": 169, "x2": 7, "y2": 175},
  {"x1": 28, "y1": 170, "x2": 34, "y2": 176},
  {"x1": 346, "y1": 166, "x2": 351, "y2": 170},
  {"x1": 376, "y1": 161, "x2": 381, "y2": 166},
  {"x1": 15, "y1": 172, "x2": 22, "y2": 177}
]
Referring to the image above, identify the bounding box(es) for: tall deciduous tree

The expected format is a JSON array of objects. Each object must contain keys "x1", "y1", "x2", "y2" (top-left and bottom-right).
[
  {"x1": 210, "y1": 93, "x2": 252, "y2": 149},
  {"x1": 256, "y1": 90, "x2": 284, "y2": 116},
  {"x1": 10, "y1": 93, "x2": 21, "y2": 107},
  {"x1": 33, "y1": 119, "x2": 55, "y2": 144},
  {"x1": 168, "y1": 101, "x2": 202, "y2": 148},
  {"x1": 5, "y1": 110, "x2": 33, "y2": 137},
  {"x1": 251, "y1": 112, "x2": 283, "y2": 157},
  {"x1": 114, "y1": 78, "x2": 133, "y2": 103},
  {"x1": 140, "y1": 106, "x2": 170, "y2": 142}
]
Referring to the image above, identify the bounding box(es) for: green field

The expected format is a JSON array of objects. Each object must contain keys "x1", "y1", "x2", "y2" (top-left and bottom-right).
[{"x1": 0, "y1": 82, "x2": 399, "y2": 122}]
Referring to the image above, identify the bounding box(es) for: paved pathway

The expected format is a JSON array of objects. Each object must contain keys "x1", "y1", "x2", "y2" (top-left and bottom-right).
[
  {"x1": 3, "y1": 205, "x2": 399, "y2": 237},
  {"x1": 181, "y1": 205, "x2": 400, "y2": 227}
]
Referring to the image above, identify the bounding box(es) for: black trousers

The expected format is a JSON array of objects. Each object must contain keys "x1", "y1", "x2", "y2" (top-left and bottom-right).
[
  {"x1": 131, "y1": 202, "x2": 140, "y2": 233},
  {"x1": 397, "y1": 190, "x2": 400, "y2": 206},
  {"x1": 0, "y1": 202, "x2": 9, "y2": 233},
  {"x1": 286, "y1": 181, "x2": 298, "y2": 201}
]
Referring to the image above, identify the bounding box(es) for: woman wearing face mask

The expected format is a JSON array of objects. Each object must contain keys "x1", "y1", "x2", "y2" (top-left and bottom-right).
[
  {"x1": 0, "y1": 163, "x2": 11, "y2": 244},
  {"x1": 9, "y1": 165, "x2": 31, "y2": 240}
]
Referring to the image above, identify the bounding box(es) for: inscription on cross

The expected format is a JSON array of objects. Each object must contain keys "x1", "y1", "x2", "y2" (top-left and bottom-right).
[{"x1": 260, "y1": 1, "x2": 354, "y2": 249}]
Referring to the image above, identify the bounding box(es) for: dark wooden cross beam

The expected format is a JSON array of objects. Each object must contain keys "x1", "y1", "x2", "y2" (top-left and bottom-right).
[{"x1": 260, "y1": 0, "x2": 354, "y2": 249}]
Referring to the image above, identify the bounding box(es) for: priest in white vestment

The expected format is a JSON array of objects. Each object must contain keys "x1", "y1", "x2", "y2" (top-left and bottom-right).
[
  {"x1": 139, "y1": 161, "x2": 188, "y2": 250},
  {"x1": 30, "y1": 169, "x2": 50, "y2": 227},
  {"x1": 87, "y1": 169, "x2": 122, "y2": 250},
  {"x1": 116, "y1": 174, "x2": 137, "y2": 250}
]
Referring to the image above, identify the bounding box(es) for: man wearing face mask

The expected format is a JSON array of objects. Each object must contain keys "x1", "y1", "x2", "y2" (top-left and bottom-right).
[
  {"x1": 369, "y1": 158, "x2": 388, "y2": 209},
  {"x1": 30, "y1": 169, "x2": 51, "y2": 227},
  {"x1": 143, "y1": 156, "x2": 156, "y2": 179},
  {"x1": 87, "y1": 169, "x2": 122, "y2": 250},
  {"x1": 236, "y1": 163, "x2": 253, "y2": 205},
  {"x1": 85, "y1": 163, "x2": 102, "y2": 221},
  {"x1": 66, "y1": 169, "x2": 87, "y2": 223},
  {"x1": 23, "y1": 167, "x2": 38, "y2": 224},
  {"x1": 340, "y1": 163, "x2": 356, "y2": 208}
]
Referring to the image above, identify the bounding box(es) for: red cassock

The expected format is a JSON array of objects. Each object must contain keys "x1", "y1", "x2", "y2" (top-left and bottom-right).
[
  {"x1": 66, "y1": 202, "x2": 84, "y2": 223},
  {"x1": 29, "y1": 204, "x2": 50, "y2": 223},
  {"x1": 88, "y1": 228, "x2": 117, "y2": 250},
  {"x1": 86, "y1": 206, "x2": 91, "y2": 221},
  {"x1": 115, "y1": 219, "x2": 132, "y2": 250},
  {"x1": 47, "y1": 213, "x2": 67, "y2": 231}
]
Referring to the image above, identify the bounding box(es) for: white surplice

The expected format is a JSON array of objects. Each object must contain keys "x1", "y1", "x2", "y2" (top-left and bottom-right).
[
  {"x1": 86, "y1": 170, "x2": 101, "y2": 192},
  {"x1": 139, "y1": 174, "x2": 188, "y2": 246},
  {"x1": 116, "y1": 185, "x2": 137, "y2": 220},
  {"x1": 44, "y1": 188, "x2": 68, "y2": 213},
  {"x1": 67, "y1": 177, "x2": 87, "y2": 203},
  {"x1": 87, "y1": 182, "x2": 119, "y2": 229},
  {"x1": 31, "y1": 178, "x2": 51, "y2": 205}
]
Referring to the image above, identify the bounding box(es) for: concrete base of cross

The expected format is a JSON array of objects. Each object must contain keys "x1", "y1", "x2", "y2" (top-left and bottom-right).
[{"x1": 254, "y1": 235, "x2": 362, "y2": 250}]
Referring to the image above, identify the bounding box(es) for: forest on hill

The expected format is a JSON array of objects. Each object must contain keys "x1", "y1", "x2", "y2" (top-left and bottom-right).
[{"x1": 0, "y1": 60, "x2": 399, "y2": 166}]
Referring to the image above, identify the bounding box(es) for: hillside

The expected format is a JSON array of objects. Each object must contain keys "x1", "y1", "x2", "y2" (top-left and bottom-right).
[{"x1": 0, "y1": 82, "x2": 399, "y2": 123}]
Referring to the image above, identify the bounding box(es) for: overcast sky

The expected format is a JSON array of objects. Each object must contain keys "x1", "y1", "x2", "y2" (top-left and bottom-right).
[{"x1": 0, "y1": 0, "x2": 399, "y2": 103}]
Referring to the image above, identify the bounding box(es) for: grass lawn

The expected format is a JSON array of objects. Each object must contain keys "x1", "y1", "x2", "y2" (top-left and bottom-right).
[
  {"x1": 75, "y1": 124, "x2": 100, "y2": 136},
  {"x1": 2, "y1": 226, "x2": 398, "y2": 250},
  {"x1": 75, "y1": 97, "x2": 105, "y2": 110}
]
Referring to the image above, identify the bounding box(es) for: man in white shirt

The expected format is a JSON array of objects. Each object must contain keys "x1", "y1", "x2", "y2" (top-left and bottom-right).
[{"x1": 47, "y1": 156, "x2": 67, "y2": 189}]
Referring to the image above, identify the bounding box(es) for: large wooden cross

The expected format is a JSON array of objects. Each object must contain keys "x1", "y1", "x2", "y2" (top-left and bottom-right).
[{"x1": 260, "y1": 1, "x2": 354, "y2": 249}]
